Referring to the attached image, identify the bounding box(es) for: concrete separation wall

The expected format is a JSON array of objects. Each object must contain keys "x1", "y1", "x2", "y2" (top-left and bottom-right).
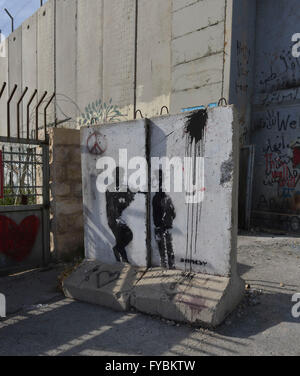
[
  {"x1": 0, "y1": 0, "x2": 238, "y2": 136},
  {"x1": 170, "y1": 0, "x2": 226, "y2": 113}
]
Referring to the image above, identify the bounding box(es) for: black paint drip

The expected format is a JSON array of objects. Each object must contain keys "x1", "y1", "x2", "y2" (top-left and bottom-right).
[
  {"x1": 185, "y1": 109, "x2": 208, "y2": 145},
  {"x1": 184, "y1": 109, "x2": 208, "y2": 273}
]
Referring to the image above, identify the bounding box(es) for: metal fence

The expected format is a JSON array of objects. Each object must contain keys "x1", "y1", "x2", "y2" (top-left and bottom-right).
[
  {"x1": 0, "y1": 143, "x2": 44, "y2": 206},
  {"x1": 0, "y1": 81, "x2": 54, "y2": 207},
  {"x1": 0, "y1": 82, "x2": 55, "y2": 142}
]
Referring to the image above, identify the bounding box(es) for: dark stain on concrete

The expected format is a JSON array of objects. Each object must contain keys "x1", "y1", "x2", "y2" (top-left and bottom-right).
[{"x1": 220, "y1": 157, "x2": 234, "y2": 186}]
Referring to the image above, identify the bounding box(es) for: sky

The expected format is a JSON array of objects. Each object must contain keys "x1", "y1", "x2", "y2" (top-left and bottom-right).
[{"x1": 0, "y1": 0, "x2": 47, "y2": 39}]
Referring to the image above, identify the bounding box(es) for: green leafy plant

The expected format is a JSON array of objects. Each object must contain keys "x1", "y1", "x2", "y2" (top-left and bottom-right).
[
  {"x1": 0, "y1": 187, "x2": 36, "y2": 206},
  {"x1": 78, "y1": 98, "x2": 126, "y2": 126}
]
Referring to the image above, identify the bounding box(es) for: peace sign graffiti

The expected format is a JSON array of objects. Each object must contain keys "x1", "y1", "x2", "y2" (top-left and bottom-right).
[{"x1": 87, "y1": 131, "x2": 108, "y2": 155}]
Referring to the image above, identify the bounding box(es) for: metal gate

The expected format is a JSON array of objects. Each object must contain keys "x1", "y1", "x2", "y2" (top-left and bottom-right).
[
  {"x1": 0, "y1": 136, "x2": 50, "y2": 273},
  {"x1": 0, "y1": 82, "x2": 54, "y2": 273}
]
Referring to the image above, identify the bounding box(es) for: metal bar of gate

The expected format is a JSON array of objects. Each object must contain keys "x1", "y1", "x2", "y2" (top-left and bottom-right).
[{"x1": 0, "y1": 136, "x2": 47, "y2": 146}]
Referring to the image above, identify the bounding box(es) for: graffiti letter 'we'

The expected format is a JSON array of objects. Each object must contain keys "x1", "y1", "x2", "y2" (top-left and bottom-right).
[{"x1": 0, "y1": 293, "x2": 6, "y2": 318}]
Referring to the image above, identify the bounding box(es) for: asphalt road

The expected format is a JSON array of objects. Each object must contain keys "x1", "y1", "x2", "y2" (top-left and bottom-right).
[{"x1": 0, "y1": 235, "x2": 299, "y2": 356}]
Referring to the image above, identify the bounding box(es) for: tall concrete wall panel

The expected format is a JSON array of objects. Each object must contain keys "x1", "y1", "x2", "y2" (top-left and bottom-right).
[
  {"x1": 171, "y1": 83, "x2": 223, "y2": 114},
  {"x1": 22, "y1": 13, "x2": 38, "y2": 138},
  {"x1": 172, "y1": 0, "x2": 200, "y2": 12},
  {"x1": 170, "y1": 0, "x2": 225, "y2": 113},
  {"x1": 172, "y1": 23, "x2": 224, "y2": 67},
  {"x1": 136, "y1": 0, "x2": 172, "y2": 118},
  {"x1": 227, "y1": 0, "x2": 256, "y2": 145},
  {"x1": 8, "y1": 27, "x2": 22, "y2": 137},
  {"x1": 172, "y1": 53, "x2": 223, "y2": 93},
  {"x1": 0, "y1": 39, "x2": 8, "y2": 136},
  {"x1": 103, "y1": 0, "x2": 136, "y2": 120},
  {"x1": 77, "y1": 0, "x2": 103, "y2": 114},
  {"x1": 56, "y1": 0, "x2": 78, "y2": 125},
  {"x1": 38, "y1": 0, "x2": 55, "y2": 128},
  {"x1": 251, "y1": 0, "x2": 300, "y2": 233},
  {"x1": 172, "y1": 0, "x2": 225, "y2": 40}
]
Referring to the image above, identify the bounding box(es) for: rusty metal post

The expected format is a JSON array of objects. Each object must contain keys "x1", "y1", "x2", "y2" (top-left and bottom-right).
[
  {"x1": 7, "y1": 84, "x2": 17, "y2": 138},
  {"x1": 35, "y1": 91, "x2": 47, "y2": 140},
  {"x1": 17, "y1": 87, "x2": 28, "y2": 139},
  {"x1": 27, "y1": 89, "x2": 37, "y2": 140},
  {"x1": 4, "y1": 8, "x2": 14, "y2": 33},
  {"x1": 0, "y1": 82, "x2": 6, "y2": 99},
  {"x1": 44, "y1": 93, "x2": 55, "y2": 139}
]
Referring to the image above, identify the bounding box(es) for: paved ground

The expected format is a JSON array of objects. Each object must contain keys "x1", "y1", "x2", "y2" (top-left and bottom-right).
[{"x1": 0, "y1": 234, "x2": 300, "y2": 356}]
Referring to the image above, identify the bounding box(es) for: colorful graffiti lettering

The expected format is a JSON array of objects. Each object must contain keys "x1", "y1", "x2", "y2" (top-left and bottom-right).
[
  {"x1": 264, "y1": 153, "x2": 298, "y2": 188},
  {"x1": 0, "y1": 215, "x2": 40, "y2": 262}
]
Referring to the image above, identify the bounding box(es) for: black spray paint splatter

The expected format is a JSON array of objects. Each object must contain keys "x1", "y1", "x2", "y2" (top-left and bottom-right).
[
  {"x1": 185, "y1": 109, "x2": 208, "y2": 145},
  {"x1": 184, "y1": 110, "x2": 208, "y2": 273}
]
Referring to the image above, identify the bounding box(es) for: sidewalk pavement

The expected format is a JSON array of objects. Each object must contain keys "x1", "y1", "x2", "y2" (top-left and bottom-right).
[{"x1": 0, "y1": 235, "x2": 299, "y2": 356}]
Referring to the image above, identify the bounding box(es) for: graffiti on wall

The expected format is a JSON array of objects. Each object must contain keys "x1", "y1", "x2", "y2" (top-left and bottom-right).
[
  {"x1": 183, "y1": 110, "x2": 207, "y2": 270},
  {"x1": 0, "y1": 215, "x2": 40, "y2": 262},
  {"x1": 78, "y1": 98, "x2": 126, "y2": 127},
  {"x1": 258, "y1": 47, "x2": 300, "y2": 94},
  {"x1": 91, "y1": 111, "x2": 208, "y2": 270},
  {"x1": 235, "y1": 40, "x2": 251, "y2": 144},
  {"x1": 236, "y1": 40, "x2": 250, "y2": 95},
  {"x1": 253, "y1": 108, "x2": 300, "y2": 223},
  {"x1": 87, "y1": 131, "x2": 108, "y2": 155}
]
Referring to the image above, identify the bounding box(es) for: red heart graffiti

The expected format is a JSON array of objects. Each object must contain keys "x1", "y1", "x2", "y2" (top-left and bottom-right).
[{"x1": 0, "y1": 215, "x2": 40, "y2": 262}]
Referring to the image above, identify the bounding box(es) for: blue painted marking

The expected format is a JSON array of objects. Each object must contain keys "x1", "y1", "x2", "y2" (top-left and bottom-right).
[{"x1": 181, "y1": 103, "x2": 218, "y2": 113}]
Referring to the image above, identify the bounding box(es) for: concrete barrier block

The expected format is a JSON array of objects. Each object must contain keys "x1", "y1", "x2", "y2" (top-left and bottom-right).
[
  {"x1": 63, "y1": 260, "x2": 244, "y2": 327},
  {"x1": 149, "y1": 107, "x2": 239, "y2": 277},
  {"x1": 73, "y1": 106, "x2": 243, "y2": 326},
  {"x1": 63, "y1": 259, "x2": 145, "y2": 312},
  {"x1": 131, "y1": 268, "x2": 244, "y2": 327},
  {"x1": 81, "y1": 120, "x2": 148, "y2": 267}
]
